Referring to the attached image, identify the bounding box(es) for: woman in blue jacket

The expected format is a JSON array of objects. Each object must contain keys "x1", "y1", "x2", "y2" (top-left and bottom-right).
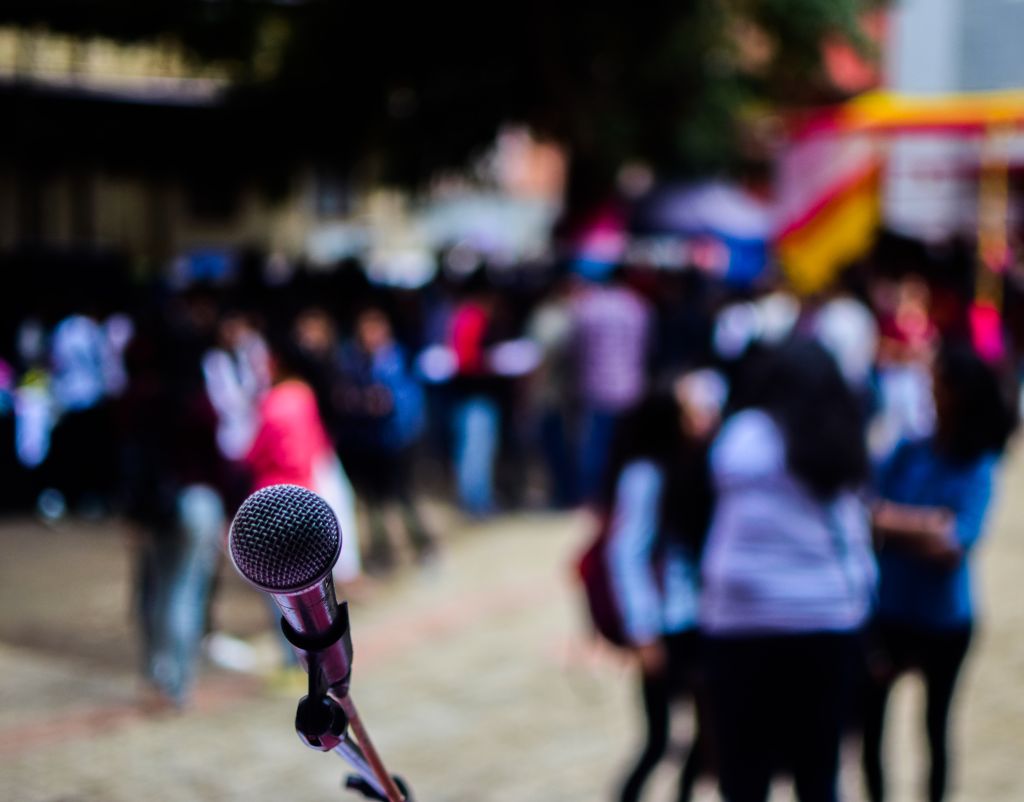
[{"x1": 864, "y1": 341, "x2": 1016, "y2": 802}]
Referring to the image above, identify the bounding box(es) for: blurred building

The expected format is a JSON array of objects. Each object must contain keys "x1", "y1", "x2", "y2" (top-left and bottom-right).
[
  {"x1": 0, "y1": 26, "x2": 289, "y2": 265},
  {"x1": 0, "y1": 26, "x2": 564, "y2": 286},
  {"x1": 883, "y1": 0, "x2": 1024, "y2": 241}
]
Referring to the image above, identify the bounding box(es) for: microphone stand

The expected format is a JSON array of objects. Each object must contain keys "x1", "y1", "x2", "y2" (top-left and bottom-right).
[{"x1": 285, "y1": 602, "x2": 411, "y2": 802}]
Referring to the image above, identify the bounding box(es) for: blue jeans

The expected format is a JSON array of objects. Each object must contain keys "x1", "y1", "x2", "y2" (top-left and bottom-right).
[
  {"x1": 577, "y1": 408, "x2": 619, "y2": 504},
  {"x1": 452, "y1": 396, "x2": 500, "y2": 516},
  {"x1": 138, "y1": 485, "x2": 224, "y2": 705},
  {"x1": 539, "y1": 407, "x2": 577, "y2": 508}
]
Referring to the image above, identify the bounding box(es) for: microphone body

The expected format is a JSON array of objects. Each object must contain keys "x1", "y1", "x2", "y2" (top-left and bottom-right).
[
  {"x1": 228, "y1": 483, "x2": 408, "y2": 801},
  {"x1": 273, "y1": 575, "x2": 339, "y2": 634},
  {"x1": 275, "y1": 576, "x2": 353, "y2": 694},
  {"x1": 229, "y1": 483, "x2": 352, "y2": 693}
]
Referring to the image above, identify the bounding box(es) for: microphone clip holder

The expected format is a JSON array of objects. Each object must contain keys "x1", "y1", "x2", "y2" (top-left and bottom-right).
[
  {"x1": 294, "y1": 676, "x2": 349, "y2": 752},
  {"x1": 278, "y1": 603, "x2": 411, "y2": 800},
  {"x1": 284, "y1": 601, "x2": 353, "y2": 752}
]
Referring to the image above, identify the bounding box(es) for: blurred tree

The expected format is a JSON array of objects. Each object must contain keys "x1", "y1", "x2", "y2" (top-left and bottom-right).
[
  {"x1": 261, "y1": 2, "x2": 878, "y2": 190},
  {"x1": 0, "y1": 1, "x2": 880, "y2": 199}
]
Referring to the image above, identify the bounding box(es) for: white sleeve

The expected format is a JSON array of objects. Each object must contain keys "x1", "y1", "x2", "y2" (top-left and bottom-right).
[{"x1": 605, "y1": 461, "x2": 665, "y2": 644}]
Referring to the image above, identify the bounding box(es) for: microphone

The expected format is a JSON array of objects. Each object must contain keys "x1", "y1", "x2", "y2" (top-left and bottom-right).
[
  {"x1": 229, "y1": 483, "x2": 353, "y2": 694},
  {"x1": 229, "y1": 484, "x2": 409, "y2": 801}
]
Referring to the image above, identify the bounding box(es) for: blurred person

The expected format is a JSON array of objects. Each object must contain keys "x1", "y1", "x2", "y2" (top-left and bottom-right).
[
  {"x1": 0, "y1": 356, "x2": 15, "y2": 509},
  {"x1": 877, "y1": 276, "x2": 938, "y2": 363},
  {"x1": 293, "y1": 307, "x2": 343, "y2": 426},
  {"x1": 525, "y1": 274, "x2": 578, "y2": 508},
  {"x1": 413, "y1": 268, "x2": 460, "y2": 466},
  {"x1": 12, "y1": 361, "x2": 55, "y2": 473},
  {"x1": 448, "y1": 272, "x2": 503, "y2": 517},
  {"x1": 102, "y1": 312, "x2": 134, "y2": 399},
  {"x1": 651, "y1": 270, "x2": 714, "y2": 377},
  {"x1": 336, "y1": 307, "x2": 435, "y2": 573},
  {"x1": 202, "y1": 309, "x2": 271, "y2": 461},
  {"x1": 290, "y1": 307, "x2": 364, "y2": 583},
  {"x1": 711, "y1": 285, "x2": 800, "y2": 364},
  {"x1": 570, "y1": 269, "x2": 653, "y2": 504},
  {"x1": 0, "y1": 357, "x2": 12, "y2": 410},
  {"x1": 0, "y1": 349, "x2": 45, "y2": 513},
  {"x1": 163, "y1": 292, "x2": 256, "y2": 672},
  {"x1": 45, "y1": 309, "x2": 123, "y2": 516},
  {"x1": 243, "y1": 332, "x2": 362, "y2": 676},
  {"x1": 871, "y1": 275, "x2": 939, "y2": 459},
  {"x1": 246, "y1": 333, "x2": 362, "y2": 584},
  {"x1": 700, "y1": 338, "x2": 876, "y2": 802},
  {"x1": 605, "y1": 378, "x2": 721, "y2": 802},
  {"x1": 119, "y1": 318, "x2": 226, "y2": 710},
  {"x1": 10, "y1": 318, "x2": 55, "y2": 488},
  {"x1": 862, "y1": 342, "x2": 1016, "y2": 802},
  {"x1": 803, "y1": 276, "x2": 879, "y2": 406}
]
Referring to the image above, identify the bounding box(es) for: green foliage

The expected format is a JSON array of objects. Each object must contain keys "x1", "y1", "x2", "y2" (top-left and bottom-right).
[
  {"x1": 1, "y1": 1, "x2": 880, "y2": 186},
  {"x1": 742, "y1": 0, "x2": 874, "y2": 92}
]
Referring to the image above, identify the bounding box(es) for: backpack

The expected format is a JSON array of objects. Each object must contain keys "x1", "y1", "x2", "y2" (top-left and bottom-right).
[
  {"x1": 576, "y1": 502, "x2": 685, "y2": 648},
  {"x1": 575, "y1": 512, "x2": 630, "y2": 647}
]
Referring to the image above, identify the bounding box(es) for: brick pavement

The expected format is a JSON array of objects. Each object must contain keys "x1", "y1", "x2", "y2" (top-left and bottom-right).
[{"x1": 1, "y1": 457, "x2": 1024, "y2": 801}]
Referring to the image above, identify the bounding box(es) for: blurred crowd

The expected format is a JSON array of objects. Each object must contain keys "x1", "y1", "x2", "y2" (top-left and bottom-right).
[
  {"x1": 0, "y1": 244, "x2": 1020, "y2": 801},
  {"x1": 585, "y1": 270, "x2": 1018, "y2": 802}
]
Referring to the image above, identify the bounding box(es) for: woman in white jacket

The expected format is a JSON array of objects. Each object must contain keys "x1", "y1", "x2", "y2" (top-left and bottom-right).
[
  {"x1": 700, "y1": 339, "x2": 876, "y2": 802},
  {"x1": 604, "y1": 385, "x2": 718, "y2": 802}
]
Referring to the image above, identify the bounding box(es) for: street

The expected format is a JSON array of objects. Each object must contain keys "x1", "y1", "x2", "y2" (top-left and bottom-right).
[{"x1": 2, "y1": 453, "x2": 1023, "y2": 802}]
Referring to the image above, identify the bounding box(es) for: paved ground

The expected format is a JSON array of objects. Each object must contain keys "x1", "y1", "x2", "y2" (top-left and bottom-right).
[{"x1": 1, "y1": 453, "x2": 1023, "y2": 802}]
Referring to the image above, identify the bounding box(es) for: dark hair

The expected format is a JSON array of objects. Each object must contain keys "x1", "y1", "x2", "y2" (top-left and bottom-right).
[
  {"x1": 598, "y1": 394, "x2": 682, "y2": 508},
  {"x1": 598, "y1": 392, "x2": 714, "y2": 548},
  {"x1": 934, "y1": 341, "x2": 1016, "y2": 462},
  {"x1": 737, "y1": 337, "x2": 868, "y2": 499},
  {"x1": 266, "y1": 327, "x2": 317, "y2": 384}
]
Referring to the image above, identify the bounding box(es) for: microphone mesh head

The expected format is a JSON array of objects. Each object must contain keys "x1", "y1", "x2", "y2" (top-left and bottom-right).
[{"x1": 229, "y1": 484, "x2": 341, "y2": 593}]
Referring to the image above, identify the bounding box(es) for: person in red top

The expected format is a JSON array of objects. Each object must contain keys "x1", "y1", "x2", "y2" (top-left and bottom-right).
[
  {"x1": 448, "y1": 274, "x2": 502, "y2": 517},
  {"x1": 451, "y1": 299, "x2": 490, "y2": 374},
  {"x1": 247, "y1": 371, "x2": 330, "y2": 490},
  {"x1": 246, "y1": 335, "x2": 362, "y2": 581},
  {"x1": 244, "y1": 334, "x2": 364, "y2": 668},
  {"x1": 873, "y1": 275, "x2": 939, "y2": 459}
]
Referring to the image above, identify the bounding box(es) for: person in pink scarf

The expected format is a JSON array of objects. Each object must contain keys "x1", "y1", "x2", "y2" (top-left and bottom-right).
[
  {"x1": 247, "y1": 373, "x2": 329, "y2": 490},
  {"x1": 246, "y1": 337, "x2": 362, "y2": 583}
]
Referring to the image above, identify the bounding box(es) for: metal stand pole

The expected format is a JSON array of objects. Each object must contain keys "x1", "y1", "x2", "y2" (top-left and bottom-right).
[{"x1": 332, "y1": 693, "x2": 406, "y2": 802}]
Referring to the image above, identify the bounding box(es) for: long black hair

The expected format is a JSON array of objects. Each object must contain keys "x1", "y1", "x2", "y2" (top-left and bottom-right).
[
  {"x1": 734, "y1": 337, "x2": 868, "y2": 499},
  {"x1": 934, "y1": 340, "x2": 1017, "y2": 463},
  {"x1": 598, "y1": 392, "x2": 714, "y2": 549},
  {"x1": 598, "y1": 394, "x2": 682, "y2": 508}
]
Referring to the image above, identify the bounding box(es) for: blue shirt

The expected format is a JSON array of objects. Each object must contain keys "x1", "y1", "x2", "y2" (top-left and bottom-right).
[
  {"x1": 875, "y1": 438, "x2": 998, "y2": 630},
  {"x1": 338, "y1": 342, "x2": 425, "y2": 452}
]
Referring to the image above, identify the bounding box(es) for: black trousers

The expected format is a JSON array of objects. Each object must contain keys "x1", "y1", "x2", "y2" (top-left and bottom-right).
[
  {"x1": 705, "y1": 631, "x2": 858, "y2": 802},
  {"x1": 47, "y1": 402, "x2": 116, "y2": 508},
  {"x1": 340, "y1": 446, "x2": 432, "y2": 565},
  {"x1": 619, "y1": 629, "x2": 707, "y2": 802},
  {"x1": 861, "y1": 621, "x2": 972, "y2": 802}
]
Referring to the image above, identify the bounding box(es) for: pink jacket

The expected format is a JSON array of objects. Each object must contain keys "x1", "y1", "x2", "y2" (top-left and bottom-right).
[{"x1": 246, "y1": 380, "x2": 332, "y2": 491}]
